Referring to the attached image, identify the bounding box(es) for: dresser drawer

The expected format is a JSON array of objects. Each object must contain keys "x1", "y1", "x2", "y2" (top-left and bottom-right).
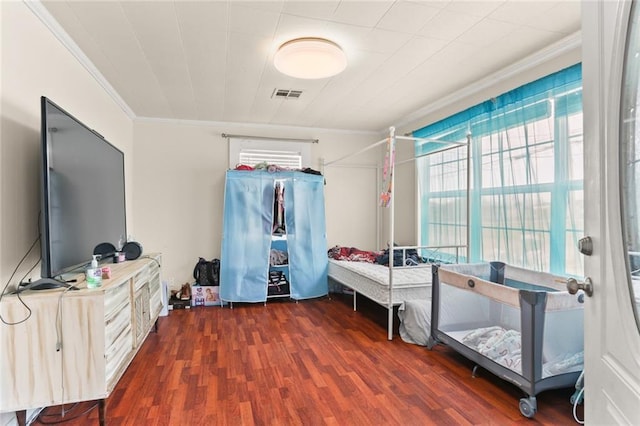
[
  {"x1": 104, "y1": 282, "x2": 130, "y2": 322},
  {"x1": 134, "y1": 271, "x2": 149, "y2": 291},
  {"x1": 148, "y1": 271, "x2": 162, "y2": 316},
  {"x1": 105, "y1": 302, "x2": 131, "y2": 348},
  {"x1": 105, "y1": 326, "x2": 132, "y2": 388}
]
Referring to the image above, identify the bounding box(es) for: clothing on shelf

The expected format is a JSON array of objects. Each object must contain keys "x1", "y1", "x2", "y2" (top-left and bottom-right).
[
  {"x1": 219, "y1": 170, "x2": 328, "y2": 303},
  {"x1": 270, "y1": 249, "x2": 288, "y2": 266},
  {"x1": 268, "y1": 271, "x2": 290, "y2": 296}
]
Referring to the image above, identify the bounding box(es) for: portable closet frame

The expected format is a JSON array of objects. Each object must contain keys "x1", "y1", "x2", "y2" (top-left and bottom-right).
[{"x1": 322, "y1": 126, "x2": 470, "y2": 340}]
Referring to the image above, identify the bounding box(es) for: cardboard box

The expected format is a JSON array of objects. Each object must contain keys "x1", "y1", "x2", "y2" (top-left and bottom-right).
[{"x1": 191, "y1": 285, "x2": 224, "y2": 307}]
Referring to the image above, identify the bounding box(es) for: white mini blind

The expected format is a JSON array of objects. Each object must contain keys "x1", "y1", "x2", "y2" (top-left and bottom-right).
[
  {"x1": 238, "y1": 148, "x2": 302, "y2": 169},
  {"x1": 228, "y1": 138, "x2": 311, "y2": 169}
]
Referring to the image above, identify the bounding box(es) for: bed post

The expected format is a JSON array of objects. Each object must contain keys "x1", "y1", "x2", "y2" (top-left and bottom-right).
[
  {"x1": 387, "y1": 126, "x2": 396, "y2": 341},
  {"x1": 465, "y1": 132, "x2": 471, "y2": 262},
  {"x1": 324, "y1": 127, "x2": 466, "y2": 341}
]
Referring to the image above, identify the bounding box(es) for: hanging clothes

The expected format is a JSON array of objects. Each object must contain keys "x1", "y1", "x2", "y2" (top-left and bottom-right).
[{"x1": 272, "y1": 181, "x2": 286, "y2": 235}]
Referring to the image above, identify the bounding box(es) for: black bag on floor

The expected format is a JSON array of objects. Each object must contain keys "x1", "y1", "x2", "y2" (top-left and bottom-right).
[{"x1": 193, "y1": 258, "x2": 220, "y2": 286}]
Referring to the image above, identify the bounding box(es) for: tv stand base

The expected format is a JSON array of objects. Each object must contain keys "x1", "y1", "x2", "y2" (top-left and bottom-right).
[{"x1": 16, "y1": 278, "x2": 78, "y2": 293}]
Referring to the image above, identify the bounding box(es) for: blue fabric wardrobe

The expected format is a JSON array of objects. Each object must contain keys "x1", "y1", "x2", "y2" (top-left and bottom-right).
[{"x1": 220, "y1": 170, "x2": 328, "y2": 303}]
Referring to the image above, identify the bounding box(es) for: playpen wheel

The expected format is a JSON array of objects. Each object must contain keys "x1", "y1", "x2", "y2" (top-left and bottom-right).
[{"x1": 519, "y1": 397, "x2": 537, "y2": 418}]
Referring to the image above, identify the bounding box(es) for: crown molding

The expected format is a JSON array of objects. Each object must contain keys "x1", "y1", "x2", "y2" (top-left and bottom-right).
[
  {"x1": 26, "y1": 0, "x2": 378, "y2": 137},
  {"x1": 134, "y1": 116, "x2": 381, "y2": 137},
  {"x1": 27, "y1": 0, "x2": 580, "y2": 137},
  {"x1": 25, "y1": 0, "x2": 136, "y2": 120},
  {"x1": 393, "y1": 31, "x2": 582, "y2": 133}
]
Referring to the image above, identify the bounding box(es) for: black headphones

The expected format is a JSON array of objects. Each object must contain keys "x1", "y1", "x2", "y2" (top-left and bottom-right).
[
  {"x1": 122, "y1": 241, "x2": 143, "y2": 260},
  {"x1": 93, "y1": 242, "x2": 116, "y2": 260}
]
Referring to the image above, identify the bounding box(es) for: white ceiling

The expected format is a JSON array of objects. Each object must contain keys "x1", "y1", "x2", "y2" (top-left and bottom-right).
[{"x1": 39, "y1": 0, "x2": 581, "y2": 133}]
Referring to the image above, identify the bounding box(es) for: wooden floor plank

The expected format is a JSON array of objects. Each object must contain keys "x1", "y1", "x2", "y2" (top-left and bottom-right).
[{"x1": 35, "y1": 294, "x2": 582, "y2": 425}]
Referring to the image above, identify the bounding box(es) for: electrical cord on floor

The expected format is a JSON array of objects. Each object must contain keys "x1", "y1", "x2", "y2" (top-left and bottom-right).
[
  {"x1": 573, "y1": 387, "x2": 584, "y2": 424},
  {"x1": 572, "y1": 370, "x2": 585, "y2": 424}
]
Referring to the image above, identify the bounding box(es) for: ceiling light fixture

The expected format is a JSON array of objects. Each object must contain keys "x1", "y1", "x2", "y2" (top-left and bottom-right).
[{"x1": 274, "y1": 37, "x2": 347, "y2": 79}]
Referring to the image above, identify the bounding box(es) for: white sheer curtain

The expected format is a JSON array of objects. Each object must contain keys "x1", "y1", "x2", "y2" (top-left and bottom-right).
[{"x1": 415, "y1": 64, "x2": 583, "y2": 276}]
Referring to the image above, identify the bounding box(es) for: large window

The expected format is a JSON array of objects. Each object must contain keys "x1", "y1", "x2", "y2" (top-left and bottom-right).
[{"x1": 415, "y1": 64, "x2": 583, "y2": 276}]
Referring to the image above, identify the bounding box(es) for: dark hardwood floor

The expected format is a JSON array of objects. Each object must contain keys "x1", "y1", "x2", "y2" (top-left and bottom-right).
[{"x1": 36, "y1": 294, "x2": 582, "y2": 425}]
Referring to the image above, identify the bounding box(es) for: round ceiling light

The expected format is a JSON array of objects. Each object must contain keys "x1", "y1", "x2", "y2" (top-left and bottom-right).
[{"x1": 274, "y1": 37, "x2": 347, "y2": 79}]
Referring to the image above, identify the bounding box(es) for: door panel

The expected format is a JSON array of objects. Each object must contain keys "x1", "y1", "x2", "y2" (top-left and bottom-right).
[{"x1": 582, "y1": 1, "x2": 640, "y2": 423}]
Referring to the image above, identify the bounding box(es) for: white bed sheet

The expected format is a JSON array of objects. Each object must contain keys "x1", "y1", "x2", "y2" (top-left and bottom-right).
[
  {"x1": 328, "y1": 259, "x2": 432, "y2": 305},
  {"x1": 398, "y1": 299, "x2": 432, "y2": 346}
]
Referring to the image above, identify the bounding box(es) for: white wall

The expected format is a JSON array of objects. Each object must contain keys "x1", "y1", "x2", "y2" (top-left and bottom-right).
[
  {"x1": 132, "y1": 120, "x2": 381, "y2": 288},
  {"x1": 0, "y1": 2, "x2": 134, "y2": 291},
  {"x1": 0, "y1": 3, "x2": 136, "y2": 296},
  {"x1": 0, "y1": 2, "x2": 133, "y2": 420}
]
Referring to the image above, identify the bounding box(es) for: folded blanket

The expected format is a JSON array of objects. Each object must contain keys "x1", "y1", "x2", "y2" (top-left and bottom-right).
[
  {"x1": 327, "y1": 246, "x2": 380, "y2": 263},
  {"x1": 460, "y1": 326, "x2": 504, "y2": 347},
  {"x1": 462, "y1": 326, "x2": 522, "y2": 373},
  {"x1": 270, "y1": 249, "x2": 288, "y2": 266}
]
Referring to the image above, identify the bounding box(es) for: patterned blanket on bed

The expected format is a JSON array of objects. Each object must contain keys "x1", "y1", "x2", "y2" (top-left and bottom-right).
[
  {"x1": 327, "y1": 245, "x2": 426, "y2": 266},
  {"x1": 327, "y1": 246, "x2": 380, "y2": 263}
]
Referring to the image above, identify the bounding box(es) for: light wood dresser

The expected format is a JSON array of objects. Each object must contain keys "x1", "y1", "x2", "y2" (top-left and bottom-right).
[{"x1": 0, "y1": 254, "x2": 162, "y2": 425}]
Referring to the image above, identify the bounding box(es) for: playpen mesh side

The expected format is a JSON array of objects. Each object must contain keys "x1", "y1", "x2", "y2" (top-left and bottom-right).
[
  {"x1": 541, "y1": 292, "x2": 584, "y2": 377},
  {"x1": 437, "y1": 280, "x2": 523, "y2": 374},
  {"x1": 437, "y1": 264, "x2": 584, "y2": 378}
]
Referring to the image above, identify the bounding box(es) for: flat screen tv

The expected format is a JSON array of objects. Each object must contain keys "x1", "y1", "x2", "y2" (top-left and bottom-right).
[{"x1": 37, "y1": 96, "x2": 126, "y2": 287}]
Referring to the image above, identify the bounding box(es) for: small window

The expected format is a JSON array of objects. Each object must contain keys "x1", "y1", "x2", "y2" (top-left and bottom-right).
[
  {"x1": 239, "y1": 148, "x2": 302, "y2": 169},
  {"x1": 229, "y1": 138, "x2": 311, "y2": 169}
]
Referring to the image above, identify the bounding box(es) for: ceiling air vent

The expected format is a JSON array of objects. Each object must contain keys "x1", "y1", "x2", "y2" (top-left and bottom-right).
[{"x1": 272, "y1": 89, "x2": 303, "y2": 99}]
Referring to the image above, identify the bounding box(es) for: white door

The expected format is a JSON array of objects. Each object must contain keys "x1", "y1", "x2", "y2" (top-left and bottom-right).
[{"x1": 583, "y1": 1, "x2": 640, "y2": 423}]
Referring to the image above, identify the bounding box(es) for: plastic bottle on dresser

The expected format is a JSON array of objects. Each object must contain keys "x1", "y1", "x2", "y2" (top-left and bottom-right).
[{"x1": 86, "y1": 254, "x2": 102, "y2": 288}]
